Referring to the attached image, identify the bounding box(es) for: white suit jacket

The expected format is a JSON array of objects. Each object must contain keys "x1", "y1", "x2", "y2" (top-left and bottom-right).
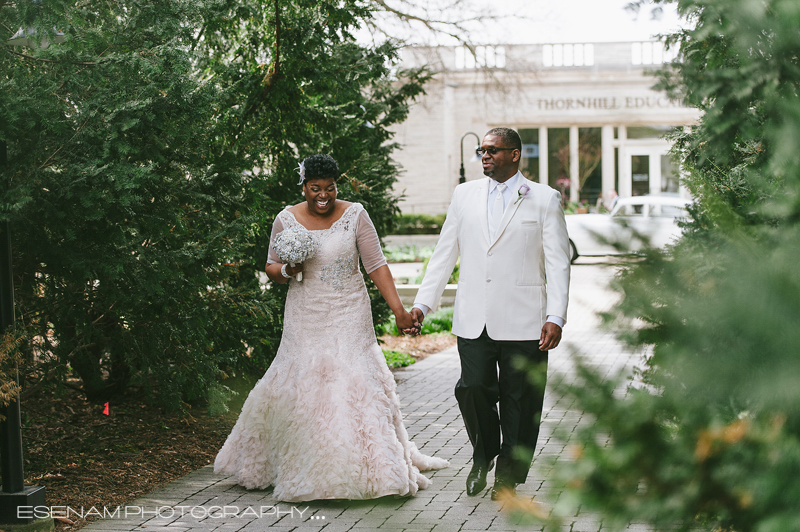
[{"x1": 414, "y1": 175, "x2": 570, "y2": 341}]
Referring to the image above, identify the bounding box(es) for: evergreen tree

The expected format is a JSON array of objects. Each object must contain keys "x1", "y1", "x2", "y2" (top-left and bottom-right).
[
  {"x1": 537, "y1": 1, "x2": 800, "y2": 531},
  {"x1": 0, "y1": 0, "x2": 427, "y2": 409}
]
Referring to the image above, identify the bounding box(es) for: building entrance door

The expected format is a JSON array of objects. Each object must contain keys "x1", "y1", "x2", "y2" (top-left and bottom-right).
[
  {"x1": 621, "y1": 142, "x2": 672, "y2": 197},
  {"x1": 630, "y1": 153, "x2": 651, "y2": 196}
]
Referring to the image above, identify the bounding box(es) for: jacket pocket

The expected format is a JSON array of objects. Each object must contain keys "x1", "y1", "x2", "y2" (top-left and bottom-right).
[{"x1": 518, "y1": 226, "x2": 545, "y2": 286}]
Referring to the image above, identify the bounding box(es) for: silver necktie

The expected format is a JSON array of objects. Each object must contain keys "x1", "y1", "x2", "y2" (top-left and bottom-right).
[{"x1": 491, "y1": 183, "x2": 507, "y2": 237}]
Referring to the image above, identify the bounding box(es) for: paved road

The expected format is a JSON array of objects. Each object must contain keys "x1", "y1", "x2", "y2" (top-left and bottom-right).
[{"x1": 83, "y1": 259, "x2": 647, "y2": 532}]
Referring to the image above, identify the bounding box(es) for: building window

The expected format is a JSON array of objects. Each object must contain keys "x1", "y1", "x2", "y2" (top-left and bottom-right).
[
  {"x1": 519, "y1": 129, "x2": 540, "y2": 182},
  {"x1": 631, "y1": 155, "x2": 650, "y2": 196},
  {"x1": 454, "y1": 46, "x2": 506, "y2": 69},
  {"x1": 542, "y1": 44, "x2": 594, "y2": 67},
  {"x1": 631, "y1": 41, "x2": 678, "y2": 65},
  {"x1": 661, "y1": 154, "x2": 680, "y2": 194},
  {"x1": 627, "y1": 125, "x2": 677, "y2": 139},
  {"x1": 548, "y1": 128, "x2": 571, "y2": 191},
  {"x1": 578, "y1": 128, "x2": 602, "y2": 207}
]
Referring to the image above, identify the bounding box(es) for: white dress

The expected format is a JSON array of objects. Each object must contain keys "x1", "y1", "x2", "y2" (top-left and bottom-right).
[{"x1": 214, "y1": 203, "x2": 448, "y2": 502}]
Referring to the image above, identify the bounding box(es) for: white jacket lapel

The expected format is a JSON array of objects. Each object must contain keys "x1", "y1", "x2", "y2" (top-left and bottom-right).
[
  {"x1": 478, "y1": 178, "x2": 491, "y2": 245},
  {"x1": 490, "y1": 196, "x2": 522, "y2": 247},
  {"x1": 490, "y1": 176, "x2": 528, "y2": 247}
]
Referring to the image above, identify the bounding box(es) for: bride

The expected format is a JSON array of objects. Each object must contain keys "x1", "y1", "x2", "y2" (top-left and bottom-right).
[{"x1": 214, "y1": 154, "x2": 448, "y2": 502}]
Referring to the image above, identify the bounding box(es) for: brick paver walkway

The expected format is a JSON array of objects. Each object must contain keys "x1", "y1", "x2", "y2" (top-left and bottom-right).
[{"x1": 83, "y1": 260, "x2": 646, "y2": 532}]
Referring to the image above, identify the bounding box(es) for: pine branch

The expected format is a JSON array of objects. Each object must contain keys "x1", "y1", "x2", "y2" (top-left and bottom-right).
[
  {"x1": 38, "y1": 116, "x2": 92, "y2": 169},
  {"x1": 244, "y1": 0, "x2": 281, "y2": 121}
]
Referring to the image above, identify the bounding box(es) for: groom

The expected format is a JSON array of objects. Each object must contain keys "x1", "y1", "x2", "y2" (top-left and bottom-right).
[{"x1": 411, "y1": 127, "x2": 570, "y2": 500}]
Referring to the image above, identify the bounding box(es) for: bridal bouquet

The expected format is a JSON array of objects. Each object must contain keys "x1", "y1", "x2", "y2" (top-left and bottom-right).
[
  {"x1": 272, "y1": 227, "x2": 316, "y2": 281},
  {"x1": 273, "y1": 227, "x2": 316, "y2": 281}
]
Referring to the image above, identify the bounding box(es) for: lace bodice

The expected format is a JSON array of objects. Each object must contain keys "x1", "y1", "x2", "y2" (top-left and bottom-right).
[{"x1": 267, "y1": 203, "x2": 387, "y2": 291}]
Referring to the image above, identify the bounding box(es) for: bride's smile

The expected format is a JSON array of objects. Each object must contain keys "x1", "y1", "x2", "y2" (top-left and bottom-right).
[{"x1": 304, "y1": 178, "x2": 337, "y2": 216}]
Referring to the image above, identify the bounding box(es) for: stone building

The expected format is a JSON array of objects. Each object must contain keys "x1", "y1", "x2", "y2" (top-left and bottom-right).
[{"x1": 390, "y1": 41, "x2": 701, "y2": 214}]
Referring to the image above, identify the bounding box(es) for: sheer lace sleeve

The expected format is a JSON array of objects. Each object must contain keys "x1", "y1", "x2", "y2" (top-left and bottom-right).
[
  {"x1": 356, "y1": 207, "x2": 388, "y2": 274},
  {"x1": 266, "y1": 213, "x2": 286, "y2": 265}
]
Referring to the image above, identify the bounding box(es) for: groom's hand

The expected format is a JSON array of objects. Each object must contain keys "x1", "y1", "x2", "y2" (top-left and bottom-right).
[
  {"x1": 539, "y1": 322, "x2": 562, "y2": 351},
  {"x1": 409, "y1": 307, "x2": 425, "y2": 336},
  {"x1": 410, "y1": 307, "x2": 425, "y2": 329}
]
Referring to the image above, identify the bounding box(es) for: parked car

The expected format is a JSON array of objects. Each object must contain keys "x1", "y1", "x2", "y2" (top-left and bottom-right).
[{"x1": 565, "y1": 195, "x2": 690, "y2": 262}]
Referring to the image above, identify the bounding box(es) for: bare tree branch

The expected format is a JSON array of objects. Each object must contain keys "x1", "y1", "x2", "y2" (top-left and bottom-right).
[
  {"x1": 6, "y1": 47, "x2": 98, "y2": 66},
  {"x1": 367, "y1": 0, "x2": 506, "y2": 47}
]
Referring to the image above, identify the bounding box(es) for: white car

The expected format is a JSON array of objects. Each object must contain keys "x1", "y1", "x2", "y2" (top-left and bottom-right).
[{"x1": 565, "y1": 196, "x2": 690, "y2": 262}]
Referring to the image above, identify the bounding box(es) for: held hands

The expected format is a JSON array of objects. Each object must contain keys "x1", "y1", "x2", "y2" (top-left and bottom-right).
[
  {"x1": 539, "y1": 322, "x2": 562, "y2": 351},
  {"x1": 397, "y1": 308, "x2": 423, "y2": 336},
  {"x1": 403, "y1": 307, "x2": 426, "y2": 337}
]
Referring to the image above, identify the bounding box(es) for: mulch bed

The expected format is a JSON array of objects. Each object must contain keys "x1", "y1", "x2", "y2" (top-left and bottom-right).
[
  {"x1": 378, "y1": 332, "x2": 456, "y2": 360},
  {"x1": 18, "y1": 387, "x2": 238, "y2": 531},
  {"x1": 16, "y1": 333, "x2": 455, "y2": 531}
]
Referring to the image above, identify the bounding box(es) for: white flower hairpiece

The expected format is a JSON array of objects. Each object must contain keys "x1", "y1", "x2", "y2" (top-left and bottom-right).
[{"x1": 296, "y1": 161, "x2": 306, "y2": 185}]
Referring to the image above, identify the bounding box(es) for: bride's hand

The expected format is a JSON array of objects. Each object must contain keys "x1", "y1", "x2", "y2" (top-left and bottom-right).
[
  {"x1": 395, "y1": 310, "x2": 420, "y2": 336},
  {"x1": 286, "y1": 263, "x2": 304, "y2": 277}
]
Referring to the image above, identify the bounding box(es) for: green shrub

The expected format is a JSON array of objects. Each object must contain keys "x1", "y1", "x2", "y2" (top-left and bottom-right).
[
  {"x1": 392, "y1": 213, "x2": 447, "y2": 235},
  {"x1": 383, "y1": 245, "x2": 435, "y2": 263},
  {"x1": 383, "y1": 350, "x2": 416, "y2": 368},
  {"x1": 377, "y1": 315, "x2": 400, "y2": 336},
  {"x1": 533, "y1": 2, "x2": 800, "y2": 531},
  {"x1": 414, "y1": 256, "x2": 459, "y2": 284},
  {"x1": 378, "y1": 307, "x2": 454, "y2": 336},
  {"x1": 206, "y1": 382, "x2": 238, "y2": 417},
  {"x1": 563, "y1": 200, "x2": 589, "y2": 214},
  {"x1": 420, "y1": 307, "x2": 454, "y2": 335}
]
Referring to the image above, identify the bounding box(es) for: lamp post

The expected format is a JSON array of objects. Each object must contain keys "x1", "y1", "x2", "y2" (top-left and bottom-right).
[
  {"x1": 459, "y1": 132, "x2": 481, "y2": 184},
  {"x1": 0, "y1": 29, "x2": 54, "y2": 532}
]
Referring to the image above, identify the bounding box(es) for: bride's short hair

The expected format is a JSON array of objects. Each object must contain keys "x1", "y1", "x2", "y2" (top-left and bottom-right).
[{"x1": 303, "y1": 154, "x2": 339, "y2": 181}]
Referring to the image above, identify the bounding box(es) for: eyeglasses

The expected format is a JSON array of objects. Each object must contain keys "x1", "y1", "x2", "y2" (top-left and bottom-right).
[{"x1": 476, "y1": 147, "x2": 515, "y2": 156}]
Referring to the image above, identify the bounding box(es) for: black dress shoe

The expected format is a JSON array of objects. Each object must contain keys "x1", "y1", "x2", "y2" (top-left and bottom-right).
[
  {"x1": 466, "y1": 459, "x2": 495, "y2": 496},
  {"x1": 490, "y1": 478, "x2": 517, "y2": 500}
]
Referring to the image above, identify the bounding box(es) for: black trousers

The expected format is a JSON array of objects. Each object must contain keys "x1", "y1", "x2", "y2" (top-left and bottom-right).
[{"x1": 455, "y1": 328, "x2": 548, "y2": 484}]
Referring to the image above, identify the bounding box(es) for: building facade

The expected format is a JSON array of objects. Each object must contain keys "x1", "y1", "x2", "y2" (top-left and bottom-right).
[{"x1": 391, "y1": 42, "x2": 701, "y2": 214}]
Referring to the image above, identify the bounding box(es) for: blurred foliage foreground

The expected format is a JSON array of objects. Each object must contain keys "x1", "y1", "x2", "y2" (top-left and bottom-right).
[
  {"x1": 529, "y1": 1, "x2": 800, "y2": 531},
  {"x1": 0, "y1": 0, "x2": 428, "y2": 412}
]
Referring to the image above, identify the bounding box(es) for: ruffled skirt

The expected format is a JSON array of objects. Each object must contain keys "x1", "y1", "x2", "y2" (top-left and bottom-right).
[{"x1": 214, "y1": 273, "x2": 448, "y2": 502}]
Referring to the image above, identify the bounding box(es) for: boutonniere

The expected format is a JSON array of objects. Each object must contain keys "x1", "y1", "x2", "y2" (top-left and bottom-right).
[{"x1": 514, "y1": 183, "x2": 530, "y2": 205}]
